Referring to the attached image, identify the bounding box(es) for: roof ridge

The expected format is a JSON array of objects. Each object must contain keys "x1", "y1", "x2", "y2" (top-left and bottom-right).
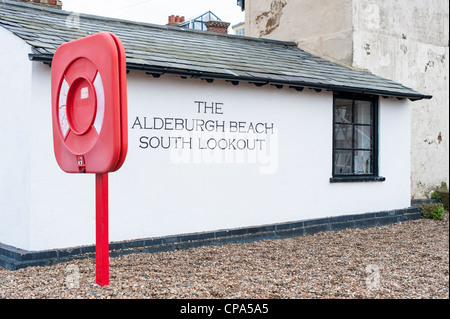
[{"x1": 1, "y1": 0, "x2": 297, "y2": 47}]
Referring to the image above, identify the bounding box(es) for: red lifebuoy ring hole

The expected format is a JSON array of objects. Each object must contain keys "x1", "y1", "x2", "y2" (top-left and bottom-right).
[{"x1": 67, "y1": 77, "x2": 97, "y2": 135}]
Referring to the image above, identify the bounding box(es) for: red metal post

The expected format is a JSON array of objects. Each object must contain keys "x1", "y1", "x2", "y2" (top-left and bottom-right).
[{"x1": 95, "y1": 173, "x2": 109, "y2": 286}]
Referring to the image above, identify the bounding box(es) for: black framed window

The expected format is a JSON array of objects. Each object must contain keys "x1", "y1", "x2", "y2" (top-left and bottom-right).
[{"x1": 331, "y1": 94, "x2": 385, "y2": 183}]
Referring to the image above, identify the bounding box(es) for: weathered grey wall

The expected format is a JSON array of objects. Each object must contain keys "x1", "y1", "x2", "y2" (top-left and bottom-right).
[
  {"x1": 245, "y1": 0, "x2": 449, "y2": 198},
  {"x1": 352, "y1": 0, "x2": 449, "y2": 198},
  {"x1": 245, "y1": 0, "x2": 354, "y2": 65}
]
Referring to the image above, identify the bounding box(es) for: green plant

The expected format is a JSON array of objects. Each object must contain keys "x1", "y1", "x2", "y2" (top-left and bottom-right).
[
  {"x1": 430, "y1": 183, "x2": 449, "y2": 210},
  {"x1": 421, "y1": 203, "x2": 446, "y2": 220},
  {"x1": 431, "y1": 190, "x2": 442, "y2": 200}
]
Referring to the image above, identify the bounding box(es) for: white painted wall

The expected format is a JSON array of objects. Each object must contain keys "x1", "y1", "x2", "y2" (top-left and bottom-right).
[
  {"x1": 28, "y1": 61, "x2": 96, "y2": 251},
  {"x1": 1, "y1": 30, "x2": 413, "y2": 251},
  {"x1": 0, "y1": 27, "x2": 33, "y2": 250},
  {"x1": 24, "y1": 69, "x2": 413, "y2": 250}
]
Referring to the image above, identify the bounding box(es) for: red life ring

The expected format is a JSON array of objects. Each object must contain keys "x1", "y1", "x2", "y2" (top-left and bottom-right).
[{"x1": 51, "y1": 32, "x2": 127, "y2": 173}]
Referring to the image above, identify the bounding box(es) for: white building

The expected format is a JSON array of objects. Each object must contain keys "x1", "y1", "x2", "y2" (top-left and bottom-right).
[{"x1": 0, "y1": 1, "x2": 430, "y2": 269}]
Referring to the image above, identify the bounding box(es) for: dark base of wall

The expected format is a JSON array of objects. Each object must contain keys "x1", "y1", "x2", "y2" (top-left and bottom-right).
[{"x1": 0, "y1": 207, "x2": 421, "y2": 271}]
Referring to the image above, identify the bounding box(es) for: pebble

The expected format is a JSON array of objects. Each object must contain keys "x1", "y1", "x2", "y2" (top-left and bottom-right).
[{"x1": 0, "y1": 213, "x2": 448, "y2": 299}]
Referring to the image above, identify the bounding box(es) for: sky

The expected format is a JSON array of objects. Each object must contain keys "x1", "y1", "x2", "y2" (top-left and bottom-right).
[{"x1": 61, "y1": 0, "x2": 245, "y2": 28}]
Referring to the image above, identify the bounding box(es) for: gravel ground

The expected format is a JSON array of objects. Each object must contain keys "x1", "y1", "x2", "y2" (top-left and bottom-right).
[{"x1": 1, "y1": 213, "x2": 448, "y2": 299}]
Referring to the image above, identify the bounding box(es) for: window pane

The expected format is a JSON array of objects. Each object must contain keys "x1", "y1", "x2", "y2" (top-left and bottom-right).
[
  {"x1": 354, "y1": 151, "x2": 372, "y2": 174},
  {"x1": 354, "y1": 125, "x2": 371, "y2": 149},
  {"x1": 334, "y1": 150, "x2": 353, "y2": 174},
  {"x1": 334, "y1": 99, "x2": 352, "y2": 123},
  {"x1": 355, "y1": 100, "x2": 371, "y2": 124},
  {"x1": 333, "y1": 96, "x2": 377, "y2": 177},
  {"x1": 334, "y1": 124, "x2": 353, "y2": 148}
]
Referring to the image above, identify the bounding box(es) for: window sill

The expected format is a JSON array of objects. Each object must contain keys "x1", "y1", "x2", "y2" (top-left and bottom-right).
[{"x1": 330, "y1": 176, "x2": 386, "y2": 183}]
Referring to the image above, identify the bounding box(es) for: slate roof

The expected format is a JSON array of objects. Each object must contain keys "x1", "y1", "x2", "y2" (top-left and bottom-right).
[{"x1": 0, "y1": 1, "x2": 431, "y2": 100}]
